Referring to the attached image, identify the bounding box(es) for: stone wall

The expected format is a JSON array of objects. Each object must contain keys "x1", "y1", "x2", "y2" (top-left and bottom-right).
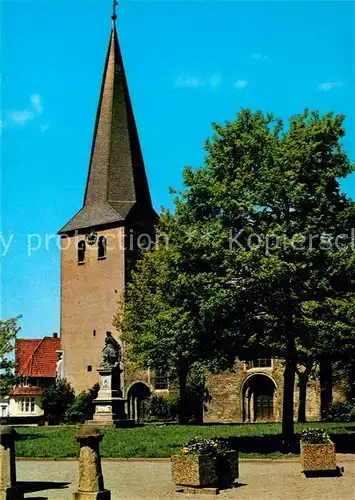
[
  {"x1": 123, "y1": 364, "x2": 153, "y2": 397},
  {"x1": 204, "y1": 359, "x2": 322, "y2": 423}
]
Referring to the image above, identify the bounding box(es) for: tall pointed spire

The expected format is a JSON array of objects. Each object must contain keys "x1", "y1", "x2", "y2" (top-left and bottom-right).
[{"x1": 59, "y1": 7, "x2": 155, "y2": 234}]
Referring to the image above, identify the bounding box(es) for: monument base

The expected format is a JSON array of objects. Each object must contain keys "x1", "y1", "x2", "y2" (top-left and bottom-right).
[
  {"x1": 89, "y1": 365, "x2": 134, "y2": 427},
  {"x1": 72, "y1": 489, "x2": 111, "y2": 500},
  {"x1": 86, "y1": 418, "x2": 135, "y2": 428}
]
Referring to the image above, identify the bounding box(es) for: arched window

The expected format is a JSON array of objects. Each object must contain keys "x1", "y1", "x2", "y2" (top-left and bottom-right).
[
  {"x1": 78, "y1": 240, "x2": 86, "y2": 264},
  {"x1": 98, "y1": 236, "x2": 107, "y2": 260}
]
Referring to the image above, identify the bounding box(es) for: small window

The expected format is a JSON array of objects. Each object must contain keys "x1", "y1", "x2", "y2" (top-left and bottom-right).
[
  {"x1": 87, "y1": 365, "x2": 92, "y2": 372},
  {"x1": 98, "y1": 236, "x2": 107, "y2": 260},
  {"x1": 247, "y1": 358, "x2": 272, "y2": 369},
  {"x1": 93, "y1": 330, "x2": 96, "y2": 337},
  {"x1": 155, "y1": 370, "x2": 168, "y2": 390},
  {"x1": 78, "y1": 240, "x2": 86, "y2": 264},
  {"x1": 20, "y1": 397, "x2": 35, "y2": 413}
]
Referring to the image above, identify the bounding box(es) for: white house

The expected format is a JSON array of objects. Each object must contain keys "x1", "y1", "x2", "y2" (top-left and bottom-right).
[{"x1": 8, "y1": 334, "x2": 61, "y2": 423}]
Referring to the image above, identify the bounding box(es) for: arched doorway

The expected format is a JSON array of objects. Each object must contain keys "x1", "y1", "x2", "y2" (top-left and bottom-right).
[
  {"x1": 127, "y1": 382, "x2": 151, "y2": 422},
  {"x1": 242, "y1": 374, "x2": 276, "y2": 422}
]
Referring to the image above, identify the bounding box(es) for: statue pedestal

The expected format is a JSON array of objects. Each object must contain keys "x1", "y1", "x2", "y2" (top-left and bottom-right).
[{"x1": 87, "y1": 365, "x2": 134, "y2": 428}]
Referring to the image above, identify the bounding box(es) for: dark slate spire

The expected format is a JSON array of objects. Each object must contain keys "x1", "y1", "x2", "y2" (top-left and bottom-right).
[{"x1": 59, "y1": 15, "x2": 155, "y2": 234}]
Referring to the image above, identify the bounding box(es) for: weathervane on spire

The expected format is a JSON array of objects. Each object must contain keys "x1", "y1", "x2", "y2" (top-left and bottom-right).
[{"x1": 112, "y1": 0, "x2": 118, "y2": 21}]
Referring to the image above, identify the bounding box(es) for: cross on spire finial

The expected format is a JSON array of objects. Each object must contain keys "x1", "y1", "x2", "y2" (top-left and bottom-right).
[{"x1": 112, "y1": 0, "x2": 118, "y2": 21}]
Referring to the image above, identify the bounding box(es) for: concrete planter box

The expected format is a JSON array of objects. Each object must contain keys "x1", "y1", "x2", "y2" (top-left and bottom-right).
[
  {"x1": 300, "y1": 442, "x2": 337, "y2": 472},
  {"x1": 171, "y1": 454, "x2": 218, "y2": 487},
  {"x1": 217, "y1": 450, "x2": 239, "y2": 487}
]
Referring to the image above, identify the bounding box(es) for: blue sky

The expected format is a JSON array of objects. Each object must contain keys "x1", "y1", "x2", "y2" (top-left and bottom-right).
[{"x1": 1, "y1": 0, "x2": 354, "y2": 339}]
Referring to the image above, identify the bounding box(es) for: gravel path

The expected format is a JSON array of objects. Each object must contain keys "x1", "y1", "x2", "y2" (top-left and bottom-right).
[{"x1": 16, "y1": 456, "x2": 355, "y2": 500}]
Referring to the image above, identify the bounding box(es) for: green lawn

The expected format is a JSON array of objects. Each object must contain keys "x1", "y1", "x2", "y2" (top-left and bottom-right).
[{"x1": 14, "y1": 421, "x2": 355, "y2": 459}]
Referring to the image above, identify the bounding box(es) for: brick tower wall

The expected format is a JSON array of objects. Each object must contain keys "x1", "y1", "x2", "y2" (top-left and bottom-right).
[{"x1": 60, "y1": 226, "x2": 125, "y2": 395}]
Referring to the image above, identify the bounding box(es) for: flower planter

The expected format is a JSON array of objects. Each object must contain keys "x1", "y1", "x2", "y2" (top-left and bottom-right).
[
  {"x1": 171, "y1": 454, "x2": 218, "y2": 487},
  {"x1": 300, "y1": 442, "x2": 337, "y2": 472},
  {"x1": 217, "y1": 450, "x2": 239, "y2": 488}
]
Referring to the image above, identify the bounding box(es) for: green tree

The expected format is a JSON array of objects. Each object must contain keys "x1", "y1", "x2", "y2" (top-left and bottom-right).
[
  {"x1": 118, "y1": 227, "x2": 238, "y2": 424},
  {"x1": 120, "y1": 109, "x2": 355, "y2": 443},
  {"x1": 122, "y1": 255, "x2": 210, "y2": 423},
  {"x1": 42, "y1": 379, "x2": 75, "y2": 424},
  {"x1": 0, "y1": 317, "x2": 21, "y2": 396},
  {"x1": 64, "y1": 384, "x2": 99, "y2": 424}
]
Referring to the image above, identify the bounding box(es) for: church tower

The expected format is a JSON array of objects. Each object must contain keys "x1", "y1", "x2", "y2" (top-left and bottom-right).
[{"x1": 58, "y1": 8, "x2": 157, "y2": 394}]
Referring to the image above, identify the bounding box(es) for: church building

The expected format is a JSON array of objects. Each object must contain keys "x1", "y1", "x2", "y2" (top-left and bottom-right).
[
  {"x1": 58, "y1": 11, "x2": 159, "y2": 417},
  {"x1": 58, "y1": 9, "x2": 345, "y2": 423}
]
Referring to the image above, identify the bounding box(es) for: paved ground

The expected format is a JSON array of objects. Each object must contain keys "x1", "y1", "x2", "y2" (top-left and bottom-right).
[{"x1": 17, "y1": 456, "x2": 355, "y2": 500}]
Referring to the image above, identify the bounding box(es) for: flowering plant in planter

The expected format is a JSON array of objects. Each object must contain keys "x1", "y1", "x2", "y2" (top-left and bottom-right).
[
  {"x1": 172, "y1": 437, "x2": 238, "y2": 489},
  {"x1": 300, "y1": 428, "x2": 332, "y2": 444},
  {"x1": 299, "y1": 429, "x2": 336, "y2": 472},
  {"x1": 180, "y1": 437, "x2": 230, "y2": 456}
]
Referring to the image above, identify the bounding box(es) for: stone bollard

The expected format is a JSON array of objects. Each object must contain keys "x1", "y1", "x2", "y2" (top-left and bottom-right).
[
  {"x1": 73, "y1": 425, "x2": 111, "y2": 500},
  {"x1": 0, "y1": 426, "x2": 23, "y2": 500}
]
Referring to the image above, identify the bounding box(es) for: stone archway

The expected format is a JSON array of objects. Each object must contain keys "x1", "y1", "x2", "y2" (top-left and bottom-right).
[
  {"x1": 127, "y1": 382, "x2": 151, "y2": 422},
  {"x1": 242, "y1": 374, "x2": 277, "y2": 422}
]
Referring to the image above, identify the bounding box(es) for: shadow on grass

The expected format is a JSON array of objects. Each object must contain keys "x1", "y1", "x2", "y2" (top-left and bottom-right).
[
  {"x1": 14, "y1": 432, "x2": 44, "y2": 441},
  {"x1": 226, "y1": 433, "x2": 355, "y2": 455},
  {"x1": 17, "y1": 481, "x2": 70, "y2": 494},
  {"x1": 329, "y1": 433, "x2": 355, "y2": 453},
  {"x1": 228, "y1": 434, "x2": 299, "y2": 454},
  {"x1": 334, "y1": 425, "x2": 355, "y2": 431},
  {"x1": 201, "y1": 422, "x2": 280, "y2": 427}
]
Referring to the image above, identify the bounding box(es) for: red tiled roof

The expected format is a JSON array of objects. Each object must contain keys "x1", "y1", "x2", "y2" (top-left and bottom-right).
[
  {"x1": 9, "y1": 386, "x2": 44, "y2": 396},
  {"x1": 16, "y1": 337, "x2": 61, "y2": 378}
]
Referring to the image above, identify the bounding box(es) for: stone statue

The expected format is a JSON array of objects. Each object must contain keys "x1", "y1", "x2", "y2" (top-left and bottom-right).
[
  {"x1": 56, "y1": 351, "x2": 64, "y2": 380},
  {"x1": 101, "y1": 332, "x2": 121, "y2": 367}
]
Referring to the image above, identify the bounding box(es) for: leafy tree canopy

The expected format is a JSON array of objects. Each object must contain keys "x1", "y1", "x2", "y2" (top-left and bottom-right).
[
  {"x1": 120, "y1": 109, "x2": 355, "y2": 434},
  {"x1": 0, "y1": 317, "x2": 21, "y2": 397},
  {"x1": 42, "y1": 379, "x2": 75, "y2": 424}
]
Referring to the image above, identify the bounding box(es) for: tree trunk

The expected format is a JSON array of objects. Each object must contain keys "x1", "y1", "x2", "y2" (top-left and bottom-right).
[
  {"x1": 297, "y1": 361, "x2": 313, "y2": 423},
  {"x1": 178, "y1": 357, "x2": 189, "y2": 425},
  {"x1": 320, "y1": 359, "x2": 333, "y2": 417},
  {"x1": 297, "y1": 371, "x2": 308, "y2": 423},
  {"x1": 282, "y1": 358, "x2": 296, "y2": 449}
]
